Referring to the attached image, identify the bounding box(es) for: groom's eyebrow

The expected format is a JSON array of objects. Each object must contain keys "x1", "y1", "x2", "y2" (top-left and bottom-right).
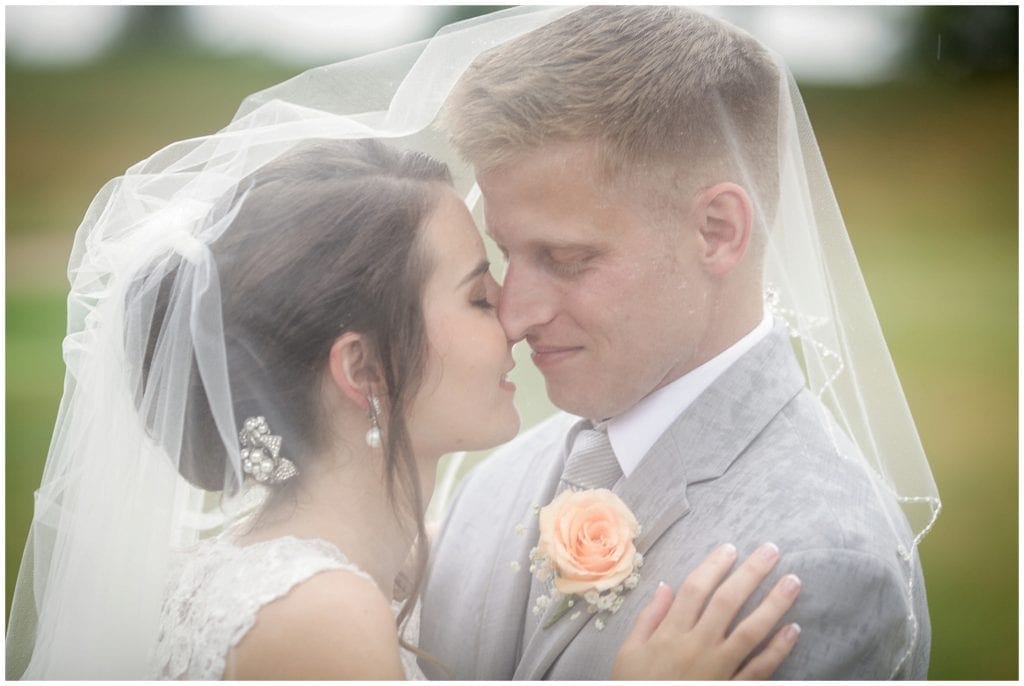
[{"x1": 457, "y1": 259, "x2": 490, "y2": 288}]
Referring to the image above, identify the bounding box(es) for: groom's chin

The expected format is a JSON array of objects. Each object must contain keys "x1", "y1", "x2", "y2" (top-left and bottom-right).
[{"x1": 544, "y1": 381, "x2": 603, "y2": 420}]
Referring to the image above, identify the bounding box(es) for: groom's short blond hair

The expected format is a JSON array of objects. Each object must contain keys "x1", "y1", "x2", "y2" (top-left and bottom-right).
[{"x1": 443, "y1": 6, "x2": 781, "y2": 213}]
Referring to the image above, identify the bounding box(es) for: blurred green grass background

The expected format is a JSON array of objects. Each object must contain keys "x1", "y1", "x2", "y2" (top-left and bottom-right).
[{"x1": 6, "y1": 22, "x2": 1018, "y2": 682}]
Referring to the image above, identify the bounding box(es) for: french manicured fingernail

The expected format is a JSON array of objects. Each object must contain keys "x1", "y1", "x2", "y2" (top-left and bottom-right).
[
  {"x1": 718, "y1": 543, "x2": 738, "y2": 560},
  {"x1": 757, "y1": 542, "x2": 780, "y2": 562},
  {"x1": 783, "y1": 623, "x2": 801, "y2": 643},
  {"x1": 781, "y1": 574, "x2": 802, "y2": 596}
]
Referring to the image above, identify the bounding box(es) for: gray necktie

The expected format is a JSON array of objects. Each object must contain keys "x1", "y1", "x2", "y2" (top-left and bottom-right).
[{"x1": 559, "y1": 424, "x2": 622, "y2": 492}]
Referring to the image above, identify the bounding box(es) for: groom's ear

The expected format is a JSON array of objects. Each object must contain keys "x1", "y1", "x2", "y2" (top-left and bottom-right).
[
  {"x1": 695, "y1": 182, "x2": 753, "y2": 277},
  {"x1": 327, "y1": 332, "x2": 382, "y2": 411}
]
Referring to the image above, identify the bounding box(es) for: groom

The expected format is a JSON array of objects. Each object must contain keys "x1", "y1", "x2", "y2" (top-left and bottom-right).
[{"x1": 420, "y1": 6, "x2": 929, "y2": 680}]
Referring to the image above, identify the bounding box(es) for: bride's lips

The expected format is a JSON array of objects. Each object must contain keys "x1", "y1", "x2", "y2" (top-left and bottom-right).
[
  {"x1": 530, "y1": 345, "x2": 583, "y2": 370},
  {"x1": 499, "y1": 363, "x2": 517, "y2": 392},
  {"x1": 499, "y1": 373, "x2": 517, "y2": 393}
]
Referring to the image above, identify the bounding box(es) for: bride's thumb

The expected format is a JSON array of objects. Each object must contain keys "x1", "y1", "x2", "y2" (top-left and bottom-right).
[{"x1": 623, "y1": 581, "x2": 674, "y2": 648}]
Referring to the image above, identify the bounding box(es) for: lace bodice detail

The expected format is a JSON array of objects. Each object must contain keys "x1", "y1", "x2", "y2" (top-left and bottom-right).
[{"x1": 151, "y1": 534, "x2": 425, "y2": 680}]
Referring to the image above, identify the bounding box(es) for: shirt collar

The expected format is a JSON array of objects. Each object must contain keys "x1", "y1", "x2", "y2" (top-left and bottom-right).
[{"x1": 606, "y1": 310, "x2": 774, "y2": 477}]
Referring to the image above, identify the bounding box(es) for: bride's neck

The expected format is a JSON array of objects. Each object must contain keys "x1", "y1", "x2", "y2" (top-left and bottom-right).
[{"x1": 245, "y1": 442, "x2": 433, "y2": 600}]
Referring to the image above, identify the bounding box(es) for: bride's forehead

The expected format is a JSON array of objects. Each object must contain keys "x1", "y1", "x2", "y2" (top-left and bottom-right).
[{"x1": 421, "y1": 191, "x2": 485, "y2": 258}]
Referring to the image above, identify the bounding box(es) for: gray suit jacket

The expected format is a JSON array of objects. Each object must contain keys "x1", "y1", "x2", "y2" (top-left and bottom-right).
[{"x1": 419, "y1": 325, "x2": 930, "y2": 679}]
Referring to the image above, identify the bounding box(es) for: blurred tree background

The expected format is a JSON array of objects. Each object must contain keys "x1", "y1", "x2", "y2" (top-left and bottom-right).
[{"x1": 6, "y1": 6, "x2": 1017, "y2": 679}]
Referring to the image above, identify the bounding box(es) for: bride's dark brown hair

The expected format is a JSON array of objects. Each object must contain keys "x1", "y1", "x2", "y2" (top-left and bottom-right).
[{"x1": 136, "y1": 137, "x2": 451, "y2": 656}]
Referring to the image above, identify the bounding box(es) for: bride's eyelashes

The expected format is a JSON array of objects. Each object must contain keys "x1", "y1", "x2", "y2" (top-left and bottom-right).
[
  {"x1": 471, "y1": 295, "x2": 496, "y2": 311},
  {"x1": 470, "y1": 287, "x2": 498, "y2": 311},
  {"x1": 470, "y1": 277, "x2": 500, "y2": 311}
]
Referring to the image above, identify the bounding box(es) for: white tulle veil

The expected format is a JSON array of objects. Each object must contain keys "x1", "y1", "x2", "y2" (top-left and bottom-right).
[{"x1": 6, "y1": 6, "x2": 938, "y2": 679}]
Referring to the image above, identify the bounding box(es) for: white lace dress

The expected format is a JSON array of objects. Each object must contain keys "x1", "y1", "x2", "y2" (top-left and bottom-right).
[{"x1": 151, "y1": 533, "x2": 425, "y2": 680}]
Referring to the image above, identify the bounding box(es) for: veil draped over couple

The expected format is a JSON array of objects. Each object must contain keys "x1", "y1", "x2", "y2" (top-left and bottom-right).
[{"x1": 7, "y1": 6, "x2": 940, "y2": 680}]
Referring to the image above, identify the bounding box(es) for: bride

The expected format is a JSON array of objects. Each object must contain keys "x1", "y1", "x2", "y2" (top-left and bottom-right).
[{"x1": 7, "y1": 135, "x2": 799, "y2": 680}]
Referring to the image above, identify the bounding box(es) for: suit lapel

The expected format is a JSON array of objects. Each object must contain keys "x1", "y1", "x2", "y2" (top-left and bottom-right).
[
  {"x1": 500, "y1": 420, "x2": 582, "y2": 674},
  {"x1": 625, "y1": 324, "x2": 805, "y2": 552},
  {"x1": 515, "y1": 579, "x2": 595, "y2": 679},
  {"x1": 515, "y1": 325, "x2": 806, "y2": 679}
]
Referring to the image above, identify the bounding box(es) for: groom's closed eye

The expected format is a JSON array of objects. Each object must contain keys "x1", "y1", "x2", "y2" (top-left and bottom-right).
[{"x1": 542, "y1": 247, "x2": 601, "y2": 279}]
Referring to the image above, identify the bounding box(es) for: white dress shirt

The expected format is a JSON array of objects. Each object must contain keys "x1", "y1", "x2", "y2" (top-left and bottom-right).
[{"x1": 606, "y1": 311, "x2": 774, "y2": 477}]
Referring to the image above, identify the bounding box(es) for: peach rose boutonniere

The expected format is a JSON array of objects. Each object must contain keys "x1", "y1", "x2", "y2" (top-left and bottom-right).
[{"x1": 528, "y1": 488, "x2": 643, "y2": 630}]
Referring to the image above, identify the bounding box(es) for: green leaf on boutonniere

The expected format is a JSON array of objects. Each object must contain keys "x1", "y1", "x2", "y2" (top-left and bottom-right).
[{"x1": 542, "y1": 595, "x2": 576, "y2": 629}]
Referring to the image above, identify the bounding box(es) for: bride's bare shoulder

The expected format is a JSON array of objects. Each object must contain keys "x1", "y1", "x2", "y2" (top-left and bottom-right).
[{"x1": 226, "y1": 567, "x2": 405, "y2": 680}]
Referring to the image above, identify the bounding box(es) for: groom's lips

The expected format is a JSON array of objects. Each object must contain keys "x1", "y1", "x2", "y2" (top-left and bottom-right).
[{"x1": 530, "y1": 345, "x2": 583, "y2": 369}]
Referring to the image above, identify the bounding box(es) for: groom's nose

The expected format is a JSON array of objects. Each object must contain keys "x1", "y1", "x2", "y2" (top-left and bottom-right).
[{"x1": 498, "y1": 260, "x2": 556, "y2": 342}]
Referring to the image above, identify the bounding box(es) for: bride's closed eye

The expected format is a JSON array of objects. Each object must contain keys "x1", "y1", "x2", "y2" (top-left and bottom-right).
[
  {"x1": 471, "y1": 295, "x2": 496, "y2": 311},
  {"x1": 470, "y1": 275, "x2": 500, "y2": 312}
]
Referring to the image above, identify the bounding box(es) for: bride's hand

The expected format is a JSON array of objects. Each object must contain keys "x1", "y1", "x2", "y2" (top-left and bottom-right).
[{"x1": 611, "y1": 542, "x2": 801, "y2": 680}]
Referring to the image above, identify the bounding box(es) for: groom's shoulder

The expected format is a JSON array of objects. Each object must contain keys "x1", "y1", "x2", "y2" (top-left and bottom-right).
[{"x1": 742, "y1": 387, "x2": 915, "y2": 551}]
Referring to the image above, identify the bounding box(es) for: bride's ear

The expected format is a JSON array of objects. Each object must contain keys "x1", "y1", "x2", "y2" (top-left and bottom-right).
[{"x1": 327, "y1": 332, "x2": 382, "y2": 411}]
